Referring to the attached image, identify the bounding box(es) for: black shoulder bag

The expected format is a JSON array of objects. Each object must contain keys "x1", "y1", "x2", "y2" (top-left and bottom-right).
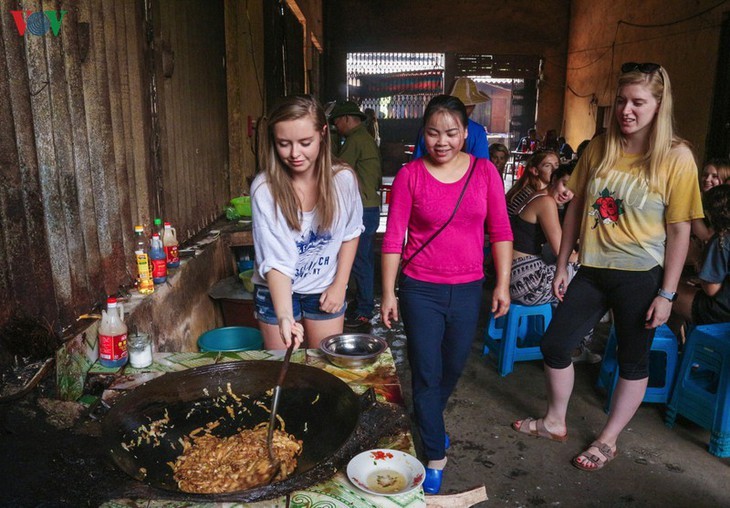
[{"x1": 401, "y1": 158, "x2": 477, "y2": 270}]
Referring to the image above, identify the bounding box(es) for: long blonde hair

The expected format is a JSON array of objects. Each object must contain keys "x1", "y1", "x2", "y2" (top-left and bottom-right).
[
  {"x1": 260, "y1": 95, "x2": 338, "y2": 231},
  {"x1": 596, "y1": 66, "x2": 687, "y2": 191}
]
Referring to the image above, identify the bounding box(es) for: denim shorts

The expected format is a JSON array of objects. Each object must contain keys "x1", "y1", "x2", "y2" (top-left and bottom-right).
[{"x1": 254, "y1": 285, "x2": 346, "y2": 324}]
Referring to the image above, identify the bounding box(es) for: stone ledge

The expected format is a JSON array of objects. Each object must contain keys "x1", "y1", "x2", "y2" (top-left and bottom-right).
[{"x1": 56, "y1": 230, "x2": 233, "y2": 401}]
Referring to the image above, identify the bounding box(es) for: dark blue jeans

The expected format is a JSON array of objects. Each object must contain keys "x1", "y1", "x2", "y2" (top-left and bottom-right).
[
  {"x1": 398, "y1": 274, "x2": 484, "y2": 460},
  {"x1": 351, "y1": 206, "x2": 380, "y2": 318}
]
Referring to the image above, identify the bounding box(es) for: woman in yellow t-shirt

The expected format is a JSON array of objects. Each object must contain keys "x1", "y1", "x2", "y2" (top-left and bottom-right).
[{"x1": 511, "y1": 63, "x2": 703, "y2": 471}]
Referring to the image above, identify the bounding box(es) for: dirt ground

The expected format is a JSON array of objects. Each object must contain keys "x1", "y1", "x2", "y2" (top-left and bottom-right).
[{"x1": 0, "y1": 377, "x2": 130, "y2": 507}]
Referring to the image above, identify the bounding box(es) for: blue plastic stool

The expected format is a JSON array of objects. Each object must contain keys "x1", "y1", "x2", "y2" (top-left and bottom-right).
[
  {"x1": 597, "y1": 324, "x2": 679, "y2": 413},
  {"x1": 665, "y1": 323, "x2": 730, "y2": 457},
  {"x1": 483, "y1": 302, "x2": 552, "y2": 376}
]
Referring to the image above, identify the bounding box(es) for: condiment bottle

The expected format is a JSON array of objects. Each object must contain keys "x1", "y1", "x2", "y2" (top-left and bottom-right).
[
  {"x1": 98, "y1": 297, "x2": 128, "y2": 368},
  {"x1": 163, "y1": 221, "x2": 180, "y2": 268},
  {"x1": 134, "y1": 225, "x2": 154, "y2": 295},
  {"x1": 153, "y1": 217, "x2": 164, "y2": 238},
  {"x1": 150, "y1": 233, "x2": 167, "y2": 284}
]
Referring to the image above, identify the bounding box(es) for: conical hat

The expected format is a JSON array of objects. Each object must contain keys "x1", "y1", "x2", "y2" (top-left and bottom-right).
[{"x1": 449, "y1": 77, "x2": 490, "y2": 105}]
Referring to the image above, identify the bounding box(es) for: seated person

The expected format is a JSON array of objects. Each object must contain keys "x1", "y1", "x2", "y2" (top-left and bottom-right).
[
  {"x1": 505, "y1": 150, "x2": 559, "y2": 217},
  {"x1": 558, "y1": 136, "x2": 574, "y2": 160},
  {"x1": 674, "y1": 184, "x2": 730, "y2": 325},
  {"x1": 509, "y1": 165, "x2": 578, "y2": 307},
  {"x1": 489, "y1": 143, "x2": 510, "y2": 180},
  {"x1": 687, "y1": 159, "x2": 730, "y2": 271},
  {"x1": 516, "y1": 128, "x2": 541, "y2": 153},
  {"x1": 700, "y1": 158, "x2": 730, "y2": 193},
  {"x1": 509, "y1": 166, "x2": 600, "y2": 363},
  {"x1": 542, "y1": 129, "x2": 560, "y2": 152}
]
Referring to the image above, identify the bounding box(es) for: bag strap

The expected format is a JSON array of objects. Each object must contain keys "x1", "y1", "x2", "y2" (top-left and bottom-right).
[{"x1": 401, "y1": 158, "x2": 477, "y2": 270}]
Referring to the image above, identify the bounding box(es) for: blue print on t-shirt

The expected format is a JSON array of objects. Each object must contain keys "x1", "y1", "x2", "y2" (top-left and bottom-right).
[{"x1": 294, "y1": 229, "x2": 332, "y2": 280}]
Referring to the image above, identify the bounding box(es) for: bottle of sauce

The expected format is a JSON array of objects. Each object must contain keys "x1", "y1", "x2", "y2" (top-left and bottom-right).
[
  {"x1": 153, "y1": 217, "x2": 164, "y2": 238},
  {"x1": 98, "y1": 297, "x2": 128, "y2": 368},
  {"x1": 163, "y1": 221, "x2": 180, "y2": 268},
  {"x1": 134, "y1": 225, "x2": 154, "y2": 295},
  {"x1": 150, "y1": 233, "x2": 167, "y2": 284}
]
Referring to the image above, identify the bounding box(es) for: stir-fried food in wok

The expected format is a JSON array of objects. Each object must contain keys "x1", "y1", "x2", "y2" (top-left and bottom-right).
[{"x1": 171, "y1": 424, "x2": 303, "y2": 493}]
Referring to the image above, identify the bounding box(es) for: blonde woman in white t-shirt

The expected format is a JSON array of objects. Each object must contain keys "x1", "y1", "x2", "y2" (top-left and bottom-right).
[{"x1": 251, "y1": 95, "x2": 363, "y2": 350}]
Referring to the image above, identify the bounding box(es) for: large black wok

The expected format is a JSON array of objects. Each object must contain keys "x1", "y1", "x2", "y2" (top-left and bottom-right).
[{"x1": 101, "y1": 360, "x2": 398, "y2": 502}]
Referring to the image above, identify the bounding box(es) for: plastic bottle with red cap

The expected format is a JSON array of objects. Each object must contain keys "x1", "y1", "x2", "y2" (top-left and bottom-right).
[
  {"x1": 163, "y1": 222, "x2": 180, "y2": 268},
  {"x1": 98, "y1": 297, "x2": 128, "y2": 368}
]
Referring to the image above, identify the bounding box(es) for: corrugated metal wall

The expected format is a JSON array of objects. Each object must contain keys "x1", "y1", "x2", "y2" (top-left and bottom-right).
[
  {"x1": 0, "y1": 0, "x2": 229, "y2": 335},
  {"x1": 154, "y1": 0, "x2": 228, "y2": 239}
]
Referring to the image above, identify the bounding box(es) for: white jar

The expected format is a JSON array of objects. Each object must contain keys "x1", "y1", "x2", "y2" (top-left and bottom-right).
[{"x1": 128, "y1": 333, "x2": 153, "y2": 369}]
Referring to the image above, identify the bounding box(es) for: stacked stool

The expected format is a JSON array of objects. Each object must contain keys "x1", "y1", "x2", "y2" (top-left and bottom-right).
[
  {"x1": 483, "y1": 302, "x2": 552, "y2": 376},
  {"x1": 597, "y1": 324, "x2": 679, "y2": 413},
  {"x1": 665, "y1": 323, "x2": 730, "y2": 457}
]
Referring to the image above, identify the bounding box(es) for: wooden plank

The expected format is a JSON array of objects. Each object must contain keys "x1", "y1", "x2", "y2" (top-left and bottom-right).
[
  {"x1": 1, "y1": 4, "x2": 59, "y2": 324},
  {"x1": 115, "y1": 0, "x2": 138, "y2": 223},
  {"x1": 426, "y1": 486, "x2": 488, "y2": 508},
  {"x1": 193, "y1": 0, "x2": 226, "y2": 226},
  {"x1": 155, "y1": 0, "x2": 174, "y2": 228},
  {"x1": 174, "y1": 0, "x2": 190, "y2": 233},
  {"x1": 0, "y1": 18, "x2": 26, "y2": 324},
  {"x1": 78, "y1": 0, "x2": 126, "y2": 293},
  {"x1": 125, "y1": 0, "x2": 155, "y2": 228},
  {"x1": 102, "y1": 0, "x2": 134, "y2": 269},
  {"x1": 42, "y1": 0, "x2": 95, "y2": 320},
  {"x1": 25, "y1": 0, "x2": 77, "y2": 323},
  {"x1": 23, "y1": 0, "x2": 70, "y2": 304},
  {"x1": 58, "y1": 0, "x2": 105, "y2": 304}
]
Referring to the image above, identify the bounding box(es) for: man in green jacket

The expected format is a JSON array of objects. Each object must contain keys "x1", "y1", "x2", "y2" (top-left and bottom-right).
[{"x1": 330, "y1": 101, "x2": 382, "y2": 330}]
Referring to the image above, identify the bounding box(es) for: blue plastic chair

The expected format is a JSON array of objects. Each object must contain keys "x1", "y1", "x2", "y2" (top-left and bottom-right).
[
  {"x1": 665, "y1": 323, "x2": 730, "y2": 457},
  {"x1": 597, "y1": 324, "x2": 679, "y2": 413},
  {"x1": 483, "y1": 302, "x2": 552, "y2": 376}
]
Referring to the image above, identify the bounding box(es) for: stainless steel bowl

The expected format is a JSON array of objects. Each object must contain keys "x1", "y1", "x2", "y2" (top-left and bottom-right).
[{"x1": 319, "y1": 333, "x2": 388, "y2": 368}]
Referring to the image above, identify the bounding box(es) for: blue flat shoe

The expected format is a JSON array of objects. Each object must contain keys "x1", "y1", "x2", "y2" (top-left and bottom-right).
[
  {"x1": 423, "y1": 467, "x2": 443, "y2": 495},
  {"x1": 445, "y1": 434, "x2": 450, "y2": 450}
]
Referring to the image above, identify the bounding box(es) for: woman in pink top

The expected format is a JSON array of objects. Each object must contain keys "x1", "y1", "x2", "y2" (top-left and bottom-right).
[{"x1": 381, "y1": 95, "x2": 513, "y2": 494}]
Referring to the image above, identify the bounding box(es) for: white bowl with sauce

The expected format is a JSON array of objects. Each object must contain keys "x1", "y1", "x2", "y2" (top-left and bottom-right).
[{"x1": 347, "y1": 449, "x2": 425, "y2": 497}]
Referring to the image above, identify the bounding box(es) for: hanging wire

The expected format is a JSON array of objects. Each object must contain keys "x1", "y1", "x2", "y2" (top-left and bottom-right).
[
  {"x1": 244, "y1": 0, "x2": 264, "y2": 109},
  {"x1": 567, "y1": 85, "x2": 595, "y2": 98},
  {"x1": 279, "y1": 0, "x2": 288, "y2": 96},
  {"x1": 544, "y1": 2, "x2": 724, "y2": 73},
  {"x1": 618, "y1": 0, "x2": 728, "y2": 28}
]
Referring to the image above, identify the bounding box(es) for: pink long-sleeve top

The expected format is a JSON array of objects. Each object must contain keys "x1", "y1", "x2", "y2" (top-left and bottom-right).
[{"x1": 382, "y1": 156, "x2": 513, "y2": 284}]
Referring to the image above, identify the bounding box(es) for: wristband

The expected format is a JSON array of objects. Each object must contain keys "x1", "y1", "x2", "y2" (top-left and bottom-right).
[{"x1": 657, "y1": 288, "x2": 677, "y2": 302}]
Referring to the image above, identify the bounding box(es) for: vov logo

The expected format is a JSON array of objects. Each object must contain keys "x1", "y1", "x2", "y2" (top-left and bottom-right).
[{"x1": 10, "y1": 10, "x2": 67, "y2": 36}]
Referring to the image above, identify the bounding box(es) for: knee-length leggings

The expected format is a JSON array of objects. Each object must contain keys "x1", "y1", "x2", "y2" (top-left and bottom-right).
[{"x1": 540, "y1": 265, "x2": 663, "y2": 380}]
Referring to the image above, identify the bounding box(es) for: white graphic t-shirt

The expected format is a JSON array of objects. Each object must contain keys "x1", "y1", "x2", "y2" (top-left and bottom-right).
[{"x1": 251, "y1": 167, "x2": 364, "y2": 293}]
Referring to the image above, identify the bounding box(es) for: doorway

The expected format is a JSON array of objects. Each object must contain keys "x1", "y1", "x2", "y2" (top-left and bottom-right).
[{"x1": 706, "y1": 12, "x2": 730, "y2": 158}]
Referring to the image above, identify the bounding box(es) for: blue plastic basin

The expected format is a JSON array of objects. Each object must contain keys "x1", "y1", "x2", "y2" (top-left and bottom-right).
[{"x1": 197, "y1": 326, "x2": 263, "y2": 352}]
